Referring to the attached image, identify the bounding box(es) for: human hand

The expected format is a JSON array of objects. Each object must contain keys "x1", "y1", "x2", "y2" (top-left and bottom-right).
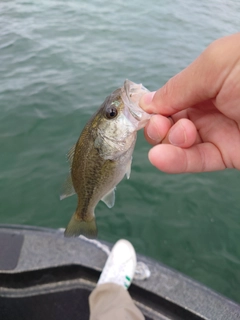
[{"x1": 140, "y1": 33, "x2": 240, "y2": 173}]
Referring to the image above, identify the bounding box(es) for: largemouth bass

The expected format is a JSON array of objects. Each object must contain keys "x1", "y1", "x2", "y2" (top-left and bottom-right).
[{"x1": 60, "y1": 79, "x2": 151, "y2": 238}]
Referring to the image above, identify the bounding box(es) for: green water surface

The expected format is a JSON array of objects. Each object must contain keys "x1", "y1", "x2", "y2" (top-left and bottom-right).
[{"x1": 0, "y1": 0, "x2": 240, "y2": 303}]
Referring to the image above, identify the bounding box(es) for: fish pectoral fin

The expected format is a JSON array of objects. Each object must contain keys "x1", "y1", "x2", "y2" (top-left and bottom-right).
[
  {"x1": 125, "y1": 156, "x2": 132, "y2": 179},
  {"x1": 101, "y1": 188, "x2": 115, "y2": 208},
  {"x1": 60, "y1": 174, "x2": 76, "y2": 200},
  {"x1": 64, "y1": 213, "x2": 97, "y2": 238}
]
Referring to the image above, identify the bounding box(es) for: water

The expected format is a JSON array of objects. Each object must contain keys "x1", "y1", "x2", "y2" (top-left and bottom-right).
[{"x1": 1, "y1": 0, "x2": 240, "y2": 303}]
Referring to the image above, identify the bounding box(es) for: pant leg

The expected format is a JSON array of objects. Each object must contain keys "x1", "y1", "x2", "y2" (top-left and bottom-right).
[{"x1": 89, "y1": 283, "x2": 144, "y2": 320}]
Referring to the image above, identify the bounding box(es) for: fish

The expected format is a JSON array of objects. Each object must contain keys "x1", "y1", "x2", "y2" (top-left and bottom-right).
[{"x1": 60, "y1": 79, "x2": 152, "y2": 238}]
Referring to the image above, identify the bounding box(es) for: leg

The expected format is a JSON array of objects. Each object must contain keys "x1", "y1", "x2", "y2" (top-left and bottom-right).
[
  {"x1": 89, "y1": 283, "x2": 144, "y2": 320},
  {"x1": 89, "y1": 239, "x2": 144, "y2": 320}
]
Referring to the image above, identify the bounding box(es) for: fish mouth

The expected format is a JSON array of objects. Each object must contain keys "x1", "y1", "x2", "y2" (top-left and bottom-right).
[
  {"x1": 122, "y1": 79, "x2": 152, "y2": 126},
  {"x1": 128, "y1": 107, "x2": 142, "y2": 121}
]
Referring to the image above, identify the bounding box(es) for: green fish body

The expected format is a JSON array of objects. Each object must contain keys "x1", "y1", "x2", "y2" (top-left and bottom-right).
[{"x1": 61, "y1": 80, "x2": 151, "y2": 237}]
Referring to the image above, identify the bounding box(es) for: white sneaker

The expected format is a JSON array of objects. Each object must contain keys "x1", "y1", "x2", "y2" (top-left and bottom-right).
[{"x1": 97, "y1": 239, "x2": 137, "y2": 290}]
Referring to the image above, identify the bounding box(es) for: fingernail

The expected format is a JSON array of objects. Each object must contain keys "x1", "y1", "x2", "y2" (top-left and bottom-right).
[
  {"x1": 140, "y1": 92, "x2": 156, "y2": 111},
  {"x1": 146, "y1": 118, "x2": 162, "y2": 143},
  {"x1": 168, "y1": 123, "x2": 186, "y2": 146}
]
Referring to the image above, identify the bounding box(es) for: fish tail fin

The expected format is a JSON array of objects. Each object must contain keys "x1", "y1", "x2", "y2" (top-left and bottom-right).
[{"x1": 64, "y1": 212, "x2": 97, "y2": 238}]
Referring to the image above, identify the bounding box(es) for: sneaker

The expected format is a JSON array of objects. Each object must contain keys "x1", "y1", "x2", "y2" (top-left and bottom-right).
[{"x1": 97, "y1": 239, "x2": 137, "y2": 290}]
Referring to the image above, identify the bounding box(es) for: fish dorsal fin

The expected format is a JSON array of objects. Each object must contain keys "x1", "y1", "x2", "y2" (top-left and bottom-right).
[
  {"x1": 67, "y1": 144, "x2": 76, "y2": 167},
  {"x1": 101, "y1": 188, "x2": 115, "y2": 208},
  {"x1": 125, "y1": 157, "x2": 132, "y2": 179},
  {"x1": 60, "y1": 174, "x2": 76, "y2": 200}
]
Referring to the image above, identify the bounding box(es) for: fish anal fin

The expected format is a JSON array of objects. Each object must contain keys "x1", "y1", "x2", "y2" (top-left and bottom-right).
[
  {"x1": 60, "y1": 174, "x2": 76, "y2": 200},
  {"x1": 101, "y1": 188, "x2": 115, "y2": 208}
]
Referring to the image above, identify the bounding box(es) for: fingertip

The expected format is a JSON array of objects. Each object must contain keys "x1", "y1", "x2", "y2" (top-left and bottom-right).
[
  {"x1": 148, "y1": 143, "x2": 226, "y2": 173},
  {"x1": 167, "y1": 119, "x2": 197, "y2": 148},
  {"x1": 148, "y1": 144, "x2": 187, "y2": 173},
  {"x1": 144, "y1": 126, "x2": 156, "y2": 145},
  {"x1": 144, "y1": 115, "x2": 172, "y2": 145},
  {"x1": 139, "y1": 91, "x2": 156, "y2": 113},
  {"x1": 148, "y1": 145, "x2": 169, "y2": 172},
  {"x1": 148, "y1": 146, "x2": 157, "y2": 165}
]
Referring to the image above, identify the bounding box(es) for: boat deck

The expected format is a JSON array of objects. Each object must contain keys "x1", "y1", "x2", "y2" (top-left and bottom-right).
[{"x1": 0, "y1": 225, "x2": 239, "y2": 320}]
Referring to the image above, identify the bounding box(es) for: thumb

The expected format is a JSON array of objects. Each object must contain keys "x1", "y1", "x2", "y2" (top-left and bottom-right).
[{"x1": 140, "y1": 33, "x2": 240, "y2": 116}]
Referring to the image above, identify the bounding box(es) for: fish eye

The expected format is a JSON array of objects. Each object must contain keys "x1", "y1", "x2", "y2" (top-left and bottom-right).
[{"x1": 105, "y1": 106, "x2": 118, "y2": 119}]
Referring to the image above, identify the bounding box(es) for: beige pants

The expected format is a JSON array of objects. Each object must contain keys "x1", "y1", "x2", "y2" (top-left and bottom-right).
[{"x1": 89, "y1": 283, "x2": 145, "y2": 320}]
